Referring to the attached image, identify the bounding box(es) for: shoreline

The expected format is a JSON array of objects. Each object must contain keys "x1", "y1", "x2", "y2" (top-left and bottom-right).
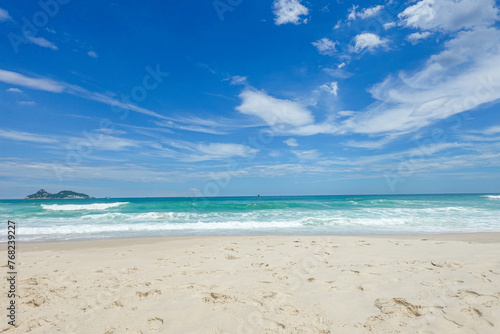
[
  {"x1": 8, "y1": 232, "x2": 500, "y2": 333},
  {"x1": 16, "y1": 231, "x2": 500, "y2": 249}
]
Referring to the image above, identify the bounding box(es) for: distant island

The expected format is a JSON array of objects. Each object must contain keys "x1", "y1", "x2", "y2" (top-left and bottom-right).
[{"x1": 24, "y1": 189, "x2": 94, "y2": 200}]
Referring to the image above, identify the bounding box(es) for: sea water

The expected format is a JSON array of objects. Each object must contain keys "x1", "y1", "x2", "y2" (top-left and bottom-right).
[{"x1": 1, "y1": 194, "x2": 499, "y2": 242}]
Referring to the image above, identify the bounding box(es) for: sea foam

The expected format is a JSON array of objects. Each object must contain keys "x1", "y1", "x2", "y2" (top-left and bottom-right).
[
  {"x1": 484, "y1": 195, "x2": 500, "y2": 199},
  {"x1": 41, "y1": 202, "x2": 129, "y2": 211}
]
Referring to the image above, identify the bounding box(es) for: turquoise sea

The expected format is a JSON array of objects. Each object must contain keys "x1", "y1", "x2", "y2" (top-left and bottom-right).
[{"x1": 1, "y1": 194, "x2": 500, "y2": 242}]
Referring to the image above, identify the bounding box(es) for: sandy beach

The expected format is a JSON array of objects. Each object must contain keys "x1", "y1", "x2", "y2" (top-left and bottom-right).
[{"x1": 4, "y1": 233, "x2": 500, "y2": 333}]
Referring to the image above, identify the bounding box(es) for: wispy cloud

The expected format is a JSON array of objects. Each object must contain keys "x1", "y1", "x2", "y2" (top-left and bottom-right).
[
  {"x1": 87, "y1": 51, "x2": 98, "y2": 58},
  {"x1": 342, "y1": 136, "x2": 396, "y2": 149},
  {"x1": 347, "y1": 5, "x2": 358, "y2": 21},
  {"x1": 0, "y1": 8, "x2": 12, "y2": 21},
  {"x1": 312, "y1": 38, "x2": 337, "y2": 56},
  {"x1": 6, "y1": 88, "x2": 22, "y2": 93},
  {"x1": 406, "y1": 31, "x2": 432, "y2": 44},
  {"x1": 273, "y1": 0, "x2": 309, "y2": 25},
  {"x1": 229, "y1": 75, "x2": 247, "y2": 85},
  {"x1": 155, "y1": 114, "x2": 260, "y2": 135},
  {"x1": 348, "y1": 4, "x2": 384, "y2": 21},
  {"x1": 0, "y1": 159, "x2": 187, "y2": 183},
  {"x1": 188, "y1": 143, "x2": 258, "y2": 162},
  {"x1": 18, "y1": 101, "x2": 36, "y2": 106},
  {"x1": 284, "y1": 138, "x2": 298, "y2": 147},
  {"x1": 0, "y1": 68, "x2": 167, "y2": 120},
  {"x1": 65, "y1": 84, "x2": 168, "y2": 119},
  {"x1": 26, "y1": 36, "x2": 58, "y2": 50},
  {"x1": 292, "y1": 149, "x2": 320, "y2": 160},
  {"x1": 357, "y1": 5, "x2": 384, "y2": 19},
  {"x1": 384, "y1": 22, "x2": 396, "y2": 30},
  {"x1": 0, "y1": 130, "x2": 57, "y2": 144},
  {"x1": 320, "y1": 81, "x2": 339, "y2": 96},
  {"x1": 66, "y1": 135, "x2": 141, "y2": 151},
  {"x1": 0, "y1": 69, "x2": 65, "y2": 93},
  {"x1": 483, "y1": 125, "x2": 500, "y2": 135},
  {"x1": 156, "y1": 120, "x2": 229, "y2": 135},
  {"x1": 158, "y1": 139, "x2": 259, "y2": 162},
  {"x1": 323, "y1": 67, "x2": 353, "y2": 79},
  {"x1": 341, "y1": 26, "x2": 500, "y2": 136}
]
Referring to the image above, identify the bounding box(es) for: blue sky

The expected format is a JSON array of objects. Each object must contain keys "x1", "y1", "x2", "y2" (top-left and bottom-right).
[{"x1": 1, "y1": 0, "x2": 500, "y2": 199}]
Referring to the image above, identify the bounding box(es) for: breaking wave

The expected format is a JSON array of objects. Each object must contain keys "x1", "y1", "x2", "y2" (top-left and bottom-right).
[{"x1": 41, "y1": 202, "x2": 129, "y2": 211}]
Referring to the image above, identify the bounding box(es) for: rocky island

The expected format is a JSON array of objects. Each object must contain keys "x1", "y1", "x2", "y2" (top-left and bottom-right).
[{"x1": 24, "y1": 189, "x2": 94, "y2": 200}]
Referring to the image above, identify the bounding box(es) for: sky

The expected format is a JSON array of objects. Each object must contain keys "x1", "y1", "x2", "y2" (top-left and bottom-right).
[{"x1": 0, "y1": 0, "x2": 500, "y2": 199}]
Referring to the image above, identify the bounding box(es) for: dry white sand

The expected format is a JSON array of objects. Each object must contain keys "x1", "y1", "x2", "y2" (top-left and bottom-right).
[{"x1": 3, "y1": 233, "x2": 500, "y2": 333}]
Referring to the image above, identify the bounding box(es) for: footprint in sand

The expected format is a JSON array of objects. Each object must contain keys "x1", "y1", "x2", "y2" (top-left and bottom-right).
[
  {"x1": 147, "y1": 317, "x2": 164, "y2": 332},
  {"x1": 374, "y1": 298, "x2": 426, "y2": 317}
]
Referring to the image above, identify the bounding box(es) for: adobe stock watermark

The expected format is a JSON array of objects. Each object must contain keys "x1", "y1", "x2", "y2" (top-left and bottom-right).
[
  {"x1": 8, "y1": 0, "x2": 71, "y2": 53},
  {"x1": 213, "y1": 0, "x2": 243, "y2": 21},
  {"x1": 51, "y1": 64, "x2": 168, "y2": 181}
]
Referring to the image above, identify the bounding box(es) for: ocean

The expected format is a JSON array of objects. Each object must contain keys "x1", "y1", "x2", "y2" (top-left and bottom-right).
[{"x1": 1, "y1": 194, "x2": 500, "y2": 242}]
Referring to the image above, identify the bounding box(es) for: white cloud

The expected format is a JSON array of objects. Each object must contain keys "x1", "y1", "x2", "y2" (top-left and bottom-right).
[
  {"x1": 191, "y1": 143, "x2": 258, "y2": 161},
  {"x1": 6, "y1": 88, "x2": 22, "y2": 93},
  {"x1": 273, "y1": 0, "x2": 309, "y2": 25},
  {"x1": 156, "y1": 115, "x2": 259, "y2": 135},
  {"x1": 341, "y1": 27, "x2": 500, "y2": 135},
  {"x1": 357, "y1": 5, "x2": 384, "y2": 19},
  {"x1": 353, "y1": 33, "x2": 388, "y2": 53},
  {"x1": 342, "y1": 136, "x2": 399, "y2": 149},
  {"x1": 230, "y1": 75, "x2": 248, "y2": 85},
  {"x1": 320, "y1": 81, "x2": 339, "y2": 96},
  {"x1": 384, "y1": 22, "x2": 396, "y2": 30},
  {"x1": 68, "y1": 135, "x2": 140, "y2": 151},
  {"x1": 18, "y1": 101, "x2": 35, "y2": 106},
  {"x1": 407, "y1": 31, "x2": 432, "y2": 44},
  {"x1": 26, "y1": 36, "x2": 58, "y2": 50},
  {"x1": 160, "y1": 139, "x2": 260, "y2": 162},
  {"x1": 157, "y1": 119, "x2": 228, "y2": 135},
  {"x1": 338, "y1": 110, "x2": 354, "y2": 117},
  {"x1": 0, "y1": 69, "x2": 65, "y2": 93},
  {"x1": 324, "y1": 67, "x2": 353, "y2": 79},
  {"x1": 399, "y1": 0, "x2": 499, "y2": 32},
  {"x1": 87, "y1": 51, "x2": 98, "y2": 58},
  {"x1": 158, "y1": 121, "x2": 227, "y2": 135},
  {"x1": 292, "y1": 149, "x2": 320, "y2": 160},
  {"x1": 287, "y1": 122, "x2": 338, "y2": 136},
  {"x1": 236, "y1": 89, "x2": 314, "y2": 127},
  {"x1": 312, "y1": 38, "x2": 337, "y2": 55},
  {"x1": 0, "y1": 8, "x2": 11, "y2": 21},
  {"x1": 0, "y1": 130, "x2": 57, "y2": 144},
  {"x1": 483, "y1": 125, "x2": 500, "y2": 135},
  {"x1": 347, "y1": 5, "x2": 358, "y2": 20},
  {"x1": 284, "y1": 138, "x2": 298, "y2": 147},
  {"x1": 348, "y1": 5, "x2": 384, "y2": 20}
]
